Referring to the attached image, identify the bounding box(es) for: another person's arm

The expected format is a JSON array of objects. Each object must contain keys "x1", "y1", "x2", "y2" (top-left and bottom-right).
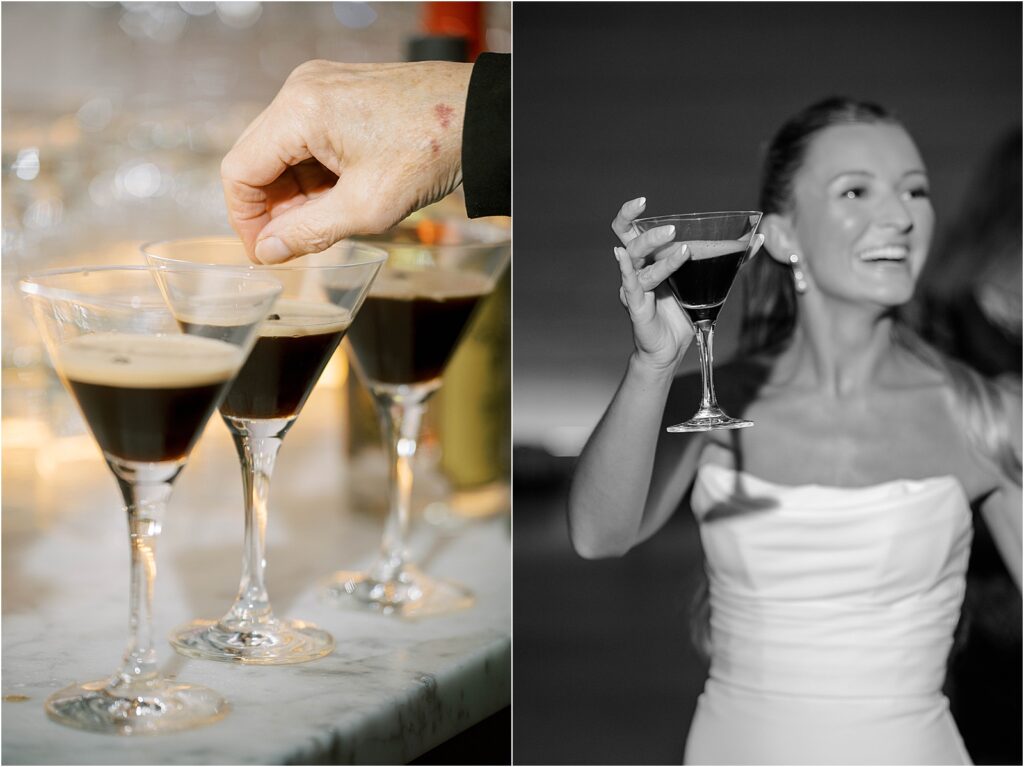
[{"x1": 221, "y1": 56, "x2": 509, "y2": 264}]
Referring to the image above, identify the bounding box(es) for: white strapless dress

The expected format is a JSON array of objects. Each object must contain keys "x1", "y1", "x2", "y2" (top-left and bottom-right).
[{"x1": 685, "y1": 463, "x2": 974, "y2": 766}]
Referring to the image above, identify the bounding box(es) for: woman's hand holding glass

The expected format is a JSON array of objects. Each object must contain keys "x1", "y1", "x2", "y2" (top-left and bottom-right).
[{"x1": 612, "y1": 197, "x2": 694, "y2": 373}]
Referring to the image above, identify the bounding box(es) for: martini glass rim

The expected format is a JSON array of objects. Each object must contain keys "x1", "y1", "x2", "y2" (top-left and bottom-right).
[
  {"x1": 19, "y1": 263, "x2": 282, "y2": 304},
  {"x1": 634, "y1": 210, "x2": 763, "y2": 228},
  {"x1": 349, "y1": 231, "x2": 511, "y2": 254},
  {"x1": 141, "y1": 236, "x2": 389, "y2": 271}
]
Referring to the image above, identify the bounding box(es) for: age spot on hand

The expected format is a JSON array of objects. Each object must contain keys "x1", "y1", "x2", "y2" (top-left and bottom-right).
[{"x1": 434, "y1": 104, "x2": 454, "y2": 129}]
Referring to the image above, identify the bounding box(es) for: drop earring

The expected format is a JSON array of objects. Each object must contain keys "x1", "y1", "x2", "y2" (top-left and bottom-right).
[{"x1": 789, "y1": 254, "x2": 808, "y2": 294}]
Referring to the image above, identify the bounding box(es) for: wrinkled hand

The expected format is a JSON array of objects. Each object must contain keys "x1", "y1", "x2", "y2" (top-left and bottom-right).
[
  {"x1": 611, "y1": 197, "x2": 694, "y2": 372},
  {"x1": 221, "y1": 59, "x2": 473, "y2": 263}
]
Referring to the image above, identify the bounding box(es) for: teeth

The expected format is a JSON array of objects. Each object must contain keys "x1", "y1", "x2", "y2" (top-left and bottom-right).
[{"x1": 859, "y1": 246, "x2": 908, "y2": 262}]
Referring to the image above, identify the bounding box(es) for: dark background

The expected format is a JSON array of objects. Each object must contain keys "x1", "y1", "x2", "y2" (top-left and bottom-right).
[{"x1": 511, "y1": 3, "x2": 1022, "y2": 764}]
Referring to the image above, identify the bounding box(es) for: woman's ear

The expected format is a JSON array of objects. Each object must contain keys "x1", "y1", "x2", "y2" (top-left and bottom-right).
[{"x1": 760, "y1": 213, "x2": 799, "y2": 265}]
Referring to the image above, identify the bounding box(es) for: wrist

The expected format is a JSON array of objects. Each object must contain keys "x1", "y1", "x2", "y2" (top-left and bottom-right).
[{"x1": 628, "y1": 351, "x2": 680, "y2": 384}]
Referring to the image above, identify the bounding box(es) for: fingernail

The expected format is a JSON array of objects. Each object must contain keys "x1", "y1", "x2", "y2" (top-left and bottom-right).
[
  {"x1": 664, "y1": 225, "x2": 676, "y2": 238},
  {"x1": 254, "y1": 236, "x2": 292, "y2": 264},
  {"x1": 636, "y1": 196, "x2": 646, "y2": 208}
]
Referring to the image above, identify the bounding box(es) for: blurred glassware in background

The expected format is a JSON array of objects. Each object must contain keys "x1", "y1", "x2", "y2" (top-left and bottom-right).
[{"x1": 1, "y1": 1, "x2": 511, "y2": 533}]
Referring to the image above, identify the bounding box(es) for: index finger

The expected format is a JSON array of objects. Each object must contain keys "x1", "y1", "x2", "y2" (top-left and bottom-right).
[
  {"x1": 221, "y1": 102, "x2": 315, "y2": 190},
  {"x1": 220, "y1": 110, "x2": 317, "y2": 246},
  {"x1": 611, "y1": 196, "x2": 647, "y2": 245}
]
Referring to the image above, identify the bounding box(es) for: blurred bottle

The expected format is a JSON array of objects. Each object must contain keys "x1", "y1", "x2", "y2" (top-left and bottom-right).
[
  {"x1": 406, "y1": 1, "x2": 481, "y2": 66},
  {"x1": 407, "y1": 34, "x2": 468, "y2": 64},
  {"x1": 433, "y1": 244, "x2": 510, "y2": 523}
]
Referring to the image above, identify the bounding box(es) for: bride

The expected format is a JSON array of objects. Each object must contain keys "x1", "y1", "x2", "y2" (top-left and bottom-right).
[{"x1": 568, "y1": 97, "x2": 1021, "y2": 765}]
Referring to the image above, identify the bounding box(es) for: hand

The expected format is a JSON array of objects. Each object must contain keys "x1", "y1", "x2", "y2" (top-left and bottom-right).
[
  {"x1": 221, "y1": 59, "x2": 474, "y2": 263},
  {"x1": 611, "y1": 197, "x2": 694, "y2": 372}
]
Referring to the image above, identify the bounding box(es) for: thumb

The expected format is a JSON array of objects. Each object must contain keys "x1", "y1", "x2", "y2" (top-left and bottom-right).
[
  {"x1": 252, "y1": 180, "x2": 396, "y2": 264},
  {"x1": 749, "y1": 233, "x2": 765, "y2": 258}
]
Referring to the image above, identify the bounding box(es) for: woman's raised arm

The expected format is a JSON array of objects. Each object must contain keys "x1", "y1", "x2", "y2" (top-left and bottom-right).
[{"x1": 568, "y1": 197, "x2": 701, "y2": 558}]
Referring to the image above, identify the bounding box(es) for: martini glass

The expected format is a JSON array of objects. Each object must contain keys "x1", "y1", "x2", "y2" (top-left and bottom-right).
[
  {"x1": 143, "y1": 237, "x2": 385, "y2": 664},
  {"x1": 325, "y1": 220, "x2": 510, "y2": 617},
  {"x1": 632, "y1": 211, "x2": 762, "y2": 432},
  {"x1": 20, "y1": 265, "x2": 280, "y2": 734}
]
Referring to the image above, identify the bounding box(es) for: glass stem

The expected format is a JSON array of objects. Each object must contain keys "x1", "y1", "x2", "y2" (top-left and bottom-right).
[
  {"x1": 109, "y1": 461, "x2": 182, "y2": 693},
  {"x1": 371, "y1": 388, "x2": 433, "y2": 583},
  {"x1": 223, "y1": 418, "x2": 290, "y2": 630},
  {"x1": 694, "y1": 319, "x2": 721, "y2": 415}
]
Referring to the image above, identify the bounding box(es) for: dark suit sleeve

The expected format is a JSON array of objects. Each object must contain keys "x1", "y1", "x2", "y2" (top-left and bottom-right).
[{"x1": 462, "y1": 52, "x2": 511, "y2": 218}]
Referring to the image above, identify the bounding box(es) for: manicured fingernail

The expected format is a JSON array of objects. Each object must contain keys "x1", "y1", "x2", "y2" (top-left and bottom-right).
[{"x1": 254, "y1": 236, "x2": 292, "y2": 264}]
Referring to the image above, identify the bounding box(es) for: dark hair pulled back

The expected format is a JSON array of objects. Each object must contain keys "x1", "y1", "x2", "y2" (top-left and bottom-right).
[{"x1": 739, "y1": 97, "x2": 900, "y2": 355}]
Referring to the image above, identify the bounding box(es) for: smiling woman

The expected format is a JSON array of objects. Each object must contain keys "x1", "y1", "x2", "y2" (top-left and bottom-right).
[
  {"x1": 741, "y1": 99, "x2": 1019, "y2": 487},
  {"x1": 567, "y1": 97, "x2": 1022, "y2": 765},
  {"x1": 762, "y1": 115, "x2": 933, "y2": 309}
]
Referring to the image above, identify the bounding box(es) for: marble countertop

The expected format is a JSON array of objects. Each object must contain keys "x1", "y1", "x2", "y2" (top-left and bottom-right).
[{"x1": 1, "y1": 378, "x2": 511, "y2": 764}]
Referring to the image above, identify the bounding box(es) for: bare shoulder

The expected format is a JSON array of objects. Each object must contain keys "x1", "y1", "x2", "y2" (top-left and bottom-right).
[{"x1": 937, "y1": 368, "x2": 1022, "y2": 499}]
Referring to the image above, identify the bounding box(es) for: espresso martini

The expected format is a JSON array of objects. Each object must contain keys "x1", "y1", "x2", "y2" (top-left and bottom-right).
[
  {"x1": 59, "y1": 333, "x2": 241, "y2": 463},
  {"x1": 218, "y1": 299, "x2": 352, "y2": 420},
  {"x1": 668, "y1": 239, "x2": 748, "y2": 322},
  {"x1": 346, "y1": 268, "x2": 491, "y2": 385}
]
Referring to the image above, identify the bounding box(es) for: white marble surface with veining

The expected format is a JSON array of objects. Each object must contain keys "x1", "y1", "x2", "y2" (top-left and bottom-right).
[{"x1": 1, "y1": 382, "x2": 511, "y2": 765}]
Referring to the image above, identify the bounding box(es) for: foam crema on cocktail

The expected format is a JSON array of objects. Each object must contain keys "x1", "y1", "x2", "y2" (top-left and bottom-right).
[
  {"x1": 218, "y1": 299, "x2": 353, "y2": 420},
  {"x1": 344, "y1": 268, "x2": 492, "y2": 386},
  {"x1": 60, "y1": 333, "x2": 242, "y2": 463},
  {"x1": 666, "y1": 238, "x2": 751, "y2": 322}
]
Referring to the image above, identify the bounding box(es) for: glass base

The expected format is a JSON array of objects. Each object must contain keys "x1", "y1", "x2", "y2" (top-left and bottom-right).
[
  {"x1": 45, "y1": 678, "x2": 228, "y2": 735},
  {"x1": 169, "y1": 618, "x2": 334, "y2": 665},
  {"x1": 667, "y1": 413, "x2": 753, "y2": 432},
  {"x1": 323, "y1": 564, "x2": 474, "y2": 618}
]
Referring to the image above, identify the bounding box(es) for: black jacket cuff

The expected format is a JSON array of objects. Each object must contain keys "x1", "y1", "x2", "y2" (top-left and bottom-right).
[{"x1": 462, "y1": 52, "x2": 511, "y2": 218}]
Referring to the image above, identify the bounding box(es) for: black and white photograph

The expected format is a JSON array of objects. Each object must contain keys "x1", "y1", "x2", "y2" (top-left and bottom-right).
[{"x1": 513, "y1": 2, "x2": 1021, "y2": 765}]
